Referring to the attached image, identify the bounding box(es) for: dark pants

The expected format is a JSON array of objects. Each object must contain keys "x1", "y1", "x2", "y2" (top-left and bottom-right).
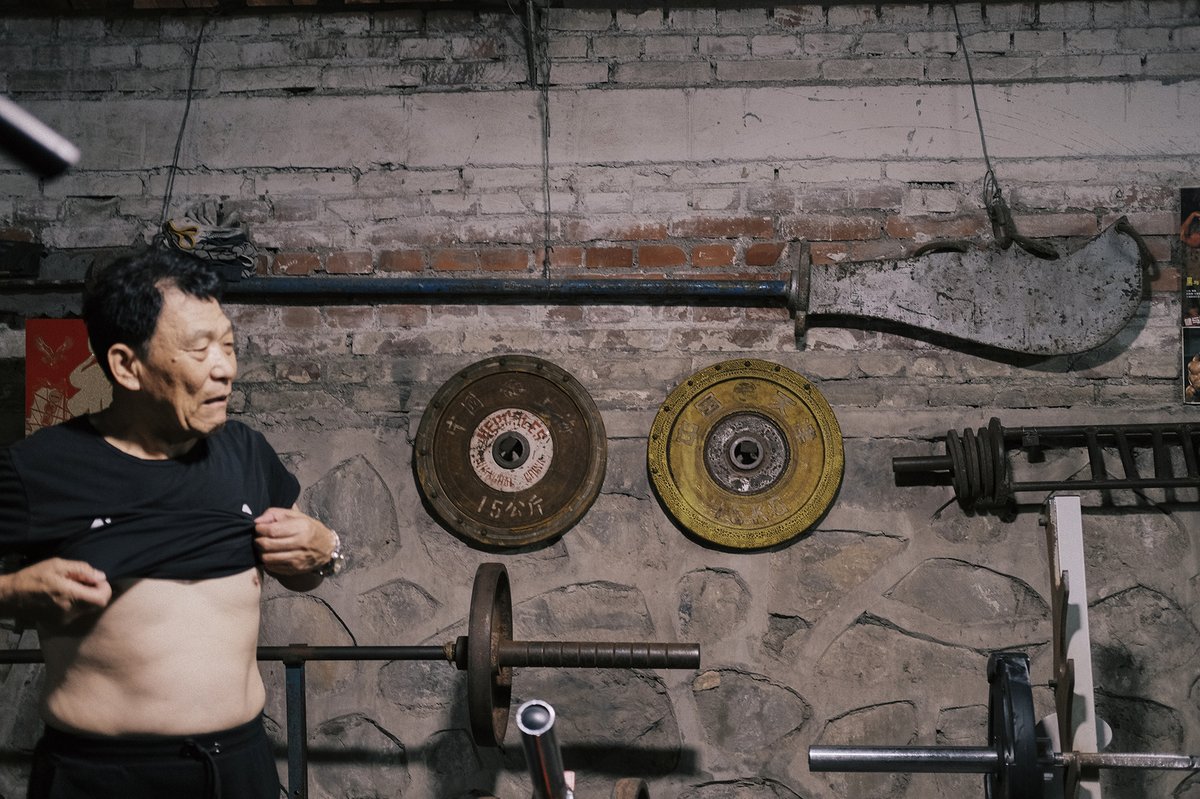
[{"x1": 27, "y1": 715, "x2": 281, "y2": 799}]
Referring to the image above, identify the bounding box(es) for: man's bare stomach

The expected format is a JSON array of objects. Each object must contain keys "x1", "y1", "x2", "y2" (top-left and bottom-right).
[{"x1": 37, "y1": 567, "x2": 266, "y2": 736}]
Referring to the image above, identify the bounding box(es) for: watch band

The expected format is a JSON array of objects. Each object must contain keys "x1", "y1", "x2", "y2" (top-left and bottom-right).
[{"x1": 318, "y1": 530, "x2": 345, "y2": 577}]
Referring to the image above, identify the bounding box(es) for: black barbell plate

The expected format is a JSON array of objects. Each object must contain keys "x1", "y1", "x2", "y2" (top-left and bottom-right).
[
  {"x1": 986, "y1": 652, "x2": 1042, "y2": 799},
  {"x1": 946, "y1": 430, "x2": 968, "y2": 507}
]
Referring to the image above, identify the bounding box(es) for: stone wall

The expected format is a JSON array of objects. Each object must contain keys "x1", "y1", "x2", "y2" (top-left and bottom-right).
[{"x1": 1, "y1": 1, "x2": 1199, "y2": 797}]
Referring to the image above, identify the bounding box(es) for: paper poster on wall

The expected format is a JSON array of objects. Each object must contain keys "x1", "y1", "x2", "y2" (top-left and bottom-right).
[
  {"x1": 24, "y1": 319, "x2": 111, "y2": 435},
  {"x1": 1183, "y1": 188, "x2": 1200, "y2": 404}
]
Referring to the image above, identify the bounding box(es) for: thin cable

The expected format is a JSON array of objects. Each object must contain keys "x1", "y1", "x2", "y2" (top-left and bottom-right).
[
  {"x1": 160, "y1": 18, "x2": 207, "y2": 228},
  {"x1": 951, "y1": 5, "x2": 1001, "y2": 207},
  {"x1": 534, "y1": 1, "x2": 553, "y2": 279}
]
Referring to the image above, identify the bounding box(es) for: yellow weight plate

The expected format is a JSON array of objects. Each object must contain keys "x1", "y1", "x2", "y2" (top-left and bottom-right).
[{"x1": 647, "y1": 359, "x2": 843, "y2": 549}]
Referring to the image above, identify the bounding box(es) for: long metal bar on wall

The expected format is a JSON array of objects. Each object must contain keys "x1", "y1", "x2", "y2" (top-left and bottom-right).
[
  {"x1": 0, "y1": 275, "x2": 800, "y2": 308},
  {"x1": 0, "y1": 645, "x2": 448, "y2": 799},
  {"x1": 0, "y1": 0, "x2": 995, "y2": 16}
]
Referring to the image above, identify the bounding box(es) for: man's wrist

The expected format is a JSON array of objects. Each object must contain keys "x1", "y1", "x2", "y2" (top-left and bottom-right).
[{"x1": 317, "y1": 530, "x2": 345, "y2": 577}]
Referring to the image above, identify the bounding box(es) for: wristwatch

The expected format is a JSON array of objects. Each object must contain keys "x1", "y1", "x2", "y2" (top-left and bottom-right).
[{"x1": 318, "y1": 530, "x2": 345, "y2": 577}]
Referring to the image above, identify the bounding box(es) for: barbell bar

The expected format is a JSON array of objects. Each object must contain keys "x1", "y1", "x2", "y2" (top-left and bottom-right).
[{"x1": 809, "y1": 652, "x2": 1200, "y2": 799}]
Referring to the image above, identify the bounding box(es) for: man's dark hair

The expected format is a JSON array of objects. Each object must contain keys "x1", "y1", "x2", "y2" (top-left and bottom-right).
[{"x1": 83, "y1": 248, "x2": 224, "y2": 383}]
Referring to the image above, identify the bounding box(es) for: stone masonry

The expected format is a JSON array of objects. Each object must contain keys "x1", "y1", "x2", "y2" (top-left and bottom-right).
[{"x1": 1, "y1": 1, "x2": 1199, "y2": 797}]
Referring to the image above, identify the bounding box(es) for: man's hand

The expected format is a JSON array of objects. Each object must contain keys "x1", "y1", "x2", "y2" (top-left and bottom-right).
[
  {"x1": 0, "y1": 559, "x2": 111, "y2": 624},
  {"x1": 254, "y1": 506, "x2": 336, "y2": 578}
]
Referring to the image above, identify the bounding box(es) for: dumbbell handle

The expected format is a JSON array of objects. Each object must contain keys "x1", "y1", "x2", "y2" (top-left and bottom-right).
[{"x1": 498, "y1": 640, "x2": 701, "y2": 669}]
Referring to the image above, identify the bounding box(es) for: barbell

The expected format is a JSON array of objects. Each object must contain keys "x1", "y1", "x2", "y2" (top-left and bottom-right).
[
  {"x1": 809, "y1": 652, "x2": 1199, "y2": 798},
  {"x1": 451, "y1": 562, "x2": 701, "y2": 746}
]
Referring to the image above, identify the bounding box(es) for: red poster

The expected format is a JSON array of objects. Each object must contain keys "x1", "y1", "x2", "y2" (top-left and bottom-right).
[{"x1": 24, "y1": 319, "x2": 111, "y2": 435}]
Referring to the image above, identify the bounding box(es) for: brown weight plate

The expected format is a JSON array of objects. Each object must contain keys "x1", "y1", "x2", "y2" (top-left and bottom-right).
[
  {"x1": 647, "y1": 359, "x2": 843, "y2": 550},
  {"x1": 612, "y1": 778, "x2": 651, "y2": 799},
  {"x1": 467, "y1": 562, "x2": 512, "y2": 747},
  {"x1": 415, "y1": 355, "x2": 606, "y2": 548}
]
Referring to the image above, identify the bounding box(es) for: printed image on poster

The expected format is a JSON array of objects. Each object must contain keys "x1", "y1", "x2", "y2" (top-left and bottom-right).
[
  {"x1": 1182, "y1": 188, "x2": 1200, "y2": 403},
  {"x1": 25, "y1": 318, "x2": 111, "y2": 435}
]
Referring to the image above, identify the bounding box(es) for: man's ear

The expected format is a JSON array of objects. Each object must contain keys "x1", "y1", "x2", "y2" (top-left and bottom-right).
[{"x1": 106, "y1": 344, "x2": 142, "y2": 392}]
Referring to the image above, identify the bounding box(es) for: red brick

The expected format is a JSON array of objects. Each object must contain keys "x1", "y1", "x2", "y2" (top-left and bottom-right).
[
  {"x1": 432, "y1": 248, "x2": 480, "y2": 271},
  {"x1": 274, "y1": 252, "x2": 320, "y2": 275},
  {"x1": 585, "y1": 246, "x2": 634, "y2": 269},
  {"x1": 885, "y1": 215, "x2": 988, "y2": 241},
  {"x1": 281, "y1": 306, "x2": 322, "y2": 328},
  {"x1": 670, "y1": 216, "x2": 775, "y2": 239},
  {"x1": 783, "y1": 214, "x2": 882, "y2": 241},
  {"x1": 479, "y1": 248, "x2": 530, "y2": 271},
  {"x1": 745, "y1": 242, "x2": 785, "y2": 267},
  {"x1": 379, "y1": 250, "x2": 424, "y2": 272},
  {"x1": 638, "y1": 244, "x2": 687, "y2": 268},
  {"x1": 549, "y1": 246, "x2": 584, "y2": 268},
  {"x1": 692, "y1": 243, "x2": 736, "y2": 267},
  {"x1": 327, "y1": 251, "x2": 373, "y2": 275}
]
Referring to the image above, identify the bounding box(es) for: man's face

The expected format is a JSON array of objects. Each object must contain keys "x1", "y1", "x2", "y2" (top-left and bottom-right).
[{"x1": 136, "y1": 285, "x2": 237, "y2": 442}]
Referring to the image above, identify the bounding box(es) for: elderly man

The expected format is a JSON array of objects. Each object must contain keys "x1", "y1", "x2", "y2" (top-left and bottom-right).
[{"x1": 0, "y1": 249, "x2": 342, "y2": 798}]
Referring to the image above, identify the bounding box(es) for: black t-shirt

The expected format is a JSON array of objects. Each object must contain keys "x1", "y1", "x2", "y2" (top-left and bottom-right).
[{"x1": 0, "y1": 417, "x2": 300, "y2": 581}]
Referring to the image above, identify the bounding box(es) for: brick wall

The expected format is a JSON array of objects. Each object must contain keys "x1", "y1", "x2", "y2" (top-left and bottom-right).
[
  {"x1": 1, "y1": 3, "x2": 1199, "y2": 798},
  {"x1": 0, "y1": 2, "x2": 1195, "y2": 277}
]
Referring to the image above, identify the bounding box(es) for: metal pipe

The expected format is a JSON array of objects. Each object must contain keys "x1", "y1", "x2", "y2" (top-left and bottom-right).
[
  {"x1": 517, "y1": 699, "x2": 570, "y2": 799},
  {"x1": 0, "y1": 275, "x2": 796, "y2": 307},
  {"x1": 226, "y1": 276, "x2": 792, "y2": 305},
  {"x1": 0, "y1": 645, "x2": 450, "y2": 665},
  {"x1": 808, "y1": 745, "x2": 1000, "y2": 774},
  {"x1": 285, "y1": 662, "x2": 308, "y2": 799},
  {"x1": 810, "y1": 746, "x2": 1200, "y2": 776}
]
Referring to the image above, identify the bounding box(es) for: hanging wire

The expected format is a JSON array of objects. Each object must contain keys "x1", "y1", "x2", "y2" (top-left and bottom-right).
[
  {"x1": 533, "y1": 0, "x2": 554, "y2": 279},
  {"x1": 158, "y1": 17, "x2": 207, "y2": 230},
  {"x1": 951, "y1": 6, "x2": 1058, "y2": 259},
  {"x1": 510, "y1": 0, "x2": 554, "y2": 278},
  {"x1": 952, "y1": 6, "x2": 997, "y2": 201}
]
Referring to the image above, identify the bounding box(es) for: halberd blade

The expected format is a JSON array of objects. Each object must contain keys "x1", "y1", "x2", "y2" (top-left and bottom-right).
[{"x1": 806, "y1": 219, "x2": 1145, "y2": 356}]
